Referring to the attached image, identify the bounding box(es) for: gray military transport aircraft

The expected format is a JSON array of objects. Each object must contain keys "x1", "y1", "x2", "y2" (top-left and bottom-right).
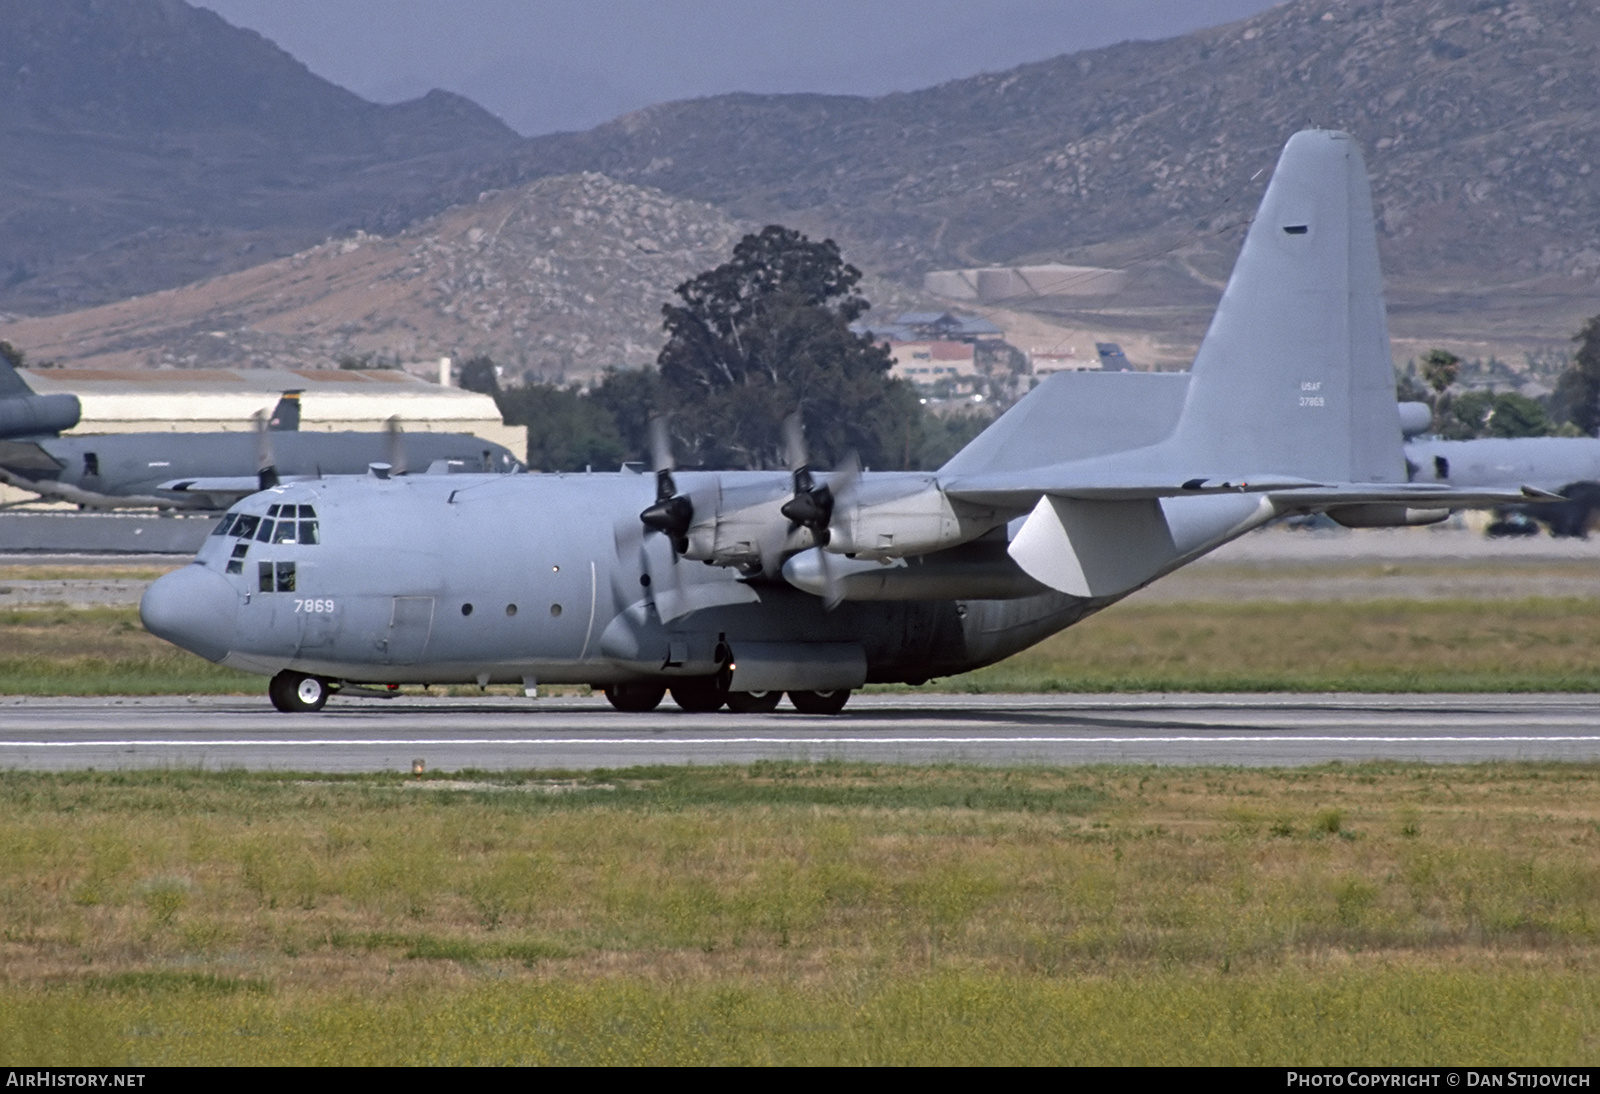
[
  {"x1": 140, "y1": 130, "x2": 1549, "y2": 715},
  {"x1": 0, "y1": 386, "x2": 523, "y2": 510}
]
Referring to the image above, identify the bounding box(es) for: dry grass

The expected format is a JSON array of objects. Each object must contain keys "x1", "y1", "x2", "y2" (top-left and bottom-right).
[
  {"x1": 1, "y1": 763, "x2": 1598, "y2": 1063},
  {"x1": 0, "y1": 607, "x2": 255, "y2": 694},
  {"x1": 941, "y1": 597, "x2": 1600, "y2": 692}
]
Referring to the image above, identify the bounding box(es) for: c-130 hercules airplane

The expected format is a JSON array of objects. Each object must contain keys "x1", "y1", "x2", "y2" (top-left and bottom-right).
[{"x1": 141, "y1": 131, "x2": 1548, "y2": 715}]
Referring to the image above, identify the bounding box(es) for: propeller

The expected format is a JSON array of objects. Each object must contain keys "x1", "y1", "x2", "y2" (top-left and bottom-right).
[
  {"x1": 253, "y1": 409, "x2": 279, "y2": 491},
  {"x1": 385, "y1": 415, "x2": 409, "y2": 477},
  {"x1": 775, "y1": 414, "x2": 863, "y2": 609},
  {"x1": 779, "y1": 413, "x2": 833, "y2": 543},
  {"x1": 638, "y1": 416, "x2": 693, "y2": 554},
  {"x1": 609, "y1": 416, "x2": 691, "y2": 619}
]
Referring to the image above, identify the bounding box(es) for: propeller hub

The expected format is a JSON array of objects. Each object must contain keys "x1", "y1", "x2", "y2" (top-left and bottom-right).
[{"x1": 640, "y1": 493, "x2": 693, "y2": 552}]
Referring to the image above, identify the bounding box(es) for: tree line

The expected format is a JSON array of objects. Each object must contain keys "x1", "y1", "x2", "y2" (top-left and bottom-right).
[
  {"x1": 1404, "y1": 318, "x2": 1600, "y2": 440},
  {"x1": 467, "y1": 226, "x2": 987, "y2": 473}
]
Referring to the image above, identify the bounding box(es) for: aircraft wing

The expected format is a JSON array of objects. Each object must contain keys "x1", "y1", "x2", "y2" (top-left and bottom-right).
[
  {"x1": 0, "y1": 466, "x2": 209, "y2": 510},
  {"x1": 159, "y1": 476, "x2": 269, "y2": 495},
  {"x1": 158, "y1": 475, "x2": 322, "y2": 504}
]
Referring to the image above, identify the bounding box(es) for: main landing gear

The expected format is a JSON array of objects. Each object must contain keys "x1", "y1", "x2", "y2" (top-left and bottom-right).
[
  {"x1": 602, "y1": 678, "x2": 852, "y2": 715},
  {"x1": 268, "y1": 670, "x2": 331, "y2": 713},
  {"x1": 265, "y1": 674, "x2": 853, "y2": 715}
]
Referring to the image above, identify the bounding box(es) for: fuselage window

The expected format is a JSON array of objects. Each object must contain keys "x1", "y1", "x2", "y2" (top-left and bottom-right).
[
  {"x1": 226, "y1": 542, "x2": 248, "y2": 575},
  {"x1": 257, "y1": 560, "x2": 296, "y2": 592}
]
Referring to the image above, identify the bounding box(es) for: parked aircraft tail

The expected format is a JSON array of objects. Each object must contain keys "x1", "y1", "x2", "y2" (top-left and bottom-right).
[
  {"x1": 268, "y1": 390, "x2": 303, "y2": 432},
  {"x1": 0, "y1": 346, "x2": 82, "y2": 440}
]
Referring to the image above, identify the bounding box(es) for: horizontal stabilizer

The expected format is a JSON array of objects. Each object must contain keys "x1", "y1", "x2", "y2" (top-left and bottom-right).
[{"x1": 944, "y1": 471, "x2": 1324, "y2": 508}]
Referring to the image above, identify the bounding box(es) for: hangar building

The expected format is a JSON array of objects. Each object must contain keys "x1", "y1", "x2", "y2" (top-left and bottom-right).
[{"x1": 16, "y1": 366, "x2": 523, "y2": 454}]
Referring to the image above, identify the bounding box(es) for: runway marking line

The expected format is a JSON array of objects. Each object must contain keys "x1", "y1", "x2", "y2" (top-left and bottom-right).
[{"x1": 7, "y1": 736, "x2": 1600, "y2": 748}]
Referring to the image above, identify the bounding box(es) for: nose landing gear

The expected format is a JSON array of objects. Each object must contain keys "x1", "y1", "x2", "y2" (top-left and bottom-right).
[{"x1": 268, "y1": 670, "x2": 331, "y2": 713}]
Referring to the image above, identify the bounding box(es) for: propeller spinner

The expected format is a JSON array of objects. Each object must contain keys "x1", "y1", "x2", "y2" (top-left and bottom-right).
[{"x1": 638, "y1": 416, "x2": 693, "y2": 554}]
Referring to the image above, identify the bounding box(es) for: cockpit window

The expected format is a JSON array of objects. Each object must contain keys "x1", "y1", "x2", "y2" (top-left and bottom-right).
[{"x1": 219, "y1": 506, "x2": 316, "y2": 548}]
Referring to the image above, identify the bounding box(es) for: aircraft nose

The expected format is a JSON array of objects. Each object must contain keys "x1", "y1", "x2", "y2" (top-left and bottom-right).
[{"x1": 140, "y1": 564, "x2": 239, "y2": 663}]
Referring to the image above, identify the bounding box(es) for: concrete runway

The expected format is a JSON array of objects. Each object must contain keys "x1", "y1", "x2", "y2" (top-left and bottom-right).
[{"x1": 4, "y1": 693, "x2": 1599, "y2": 772}]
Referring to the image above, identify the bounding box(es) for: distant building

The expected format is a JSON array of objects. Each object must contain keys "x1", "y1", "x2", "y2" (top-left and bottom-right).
[
  {"x1": 888, "y1": 341, "x2": 979, "y2": 391},
  {"x1": 893, "y1": 312, "x2": 1004, "y2": 342},
  {"x1": 1028, "y1": 348, "x2": 1098, "y2": 375},
  {"x1": 16, "y1": 365, "x2": 525, "y2": 454},
  {"x1": 853, "y1": 310, "x2": 1004, "y2": 348}
]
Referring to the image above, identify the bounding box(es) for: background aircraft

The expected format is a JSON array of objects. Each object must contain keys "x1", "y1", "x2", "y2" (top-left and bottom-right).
[
  {"x1": 141, "y1": 130, "x2": 1541, "y2": 715},
  {"x1": 0, "y1": 378, "x2": 524, "y2": 510},
  {"x1": 0, "y1": 354, "x2": 80, "y2": 441}
]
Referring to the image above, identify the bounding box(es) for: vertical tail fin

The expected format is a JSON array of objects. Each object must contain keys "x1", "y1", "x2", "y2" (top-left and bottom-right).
[
  {"x1": 268, "y1": 390, "x2": 302, "y2": 431},
  {"x1": 1167, "y1": 130, "x2": 1403, "y2": 484}
]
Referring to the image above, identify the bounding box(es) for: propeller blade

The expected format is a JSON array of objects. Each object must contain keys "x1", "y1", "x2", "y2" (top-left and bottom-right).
[
  {"x1": 253, "y1": 410, "x2": 279, "y2": 491},
  {"x1": 648, "y1": 415, "x2": 675, "y2": 474},
  {"x1": 822, "y1": 450, "x2": 862, "y2": 553},
  {"x1": 385, "y1": 416, "x2": 408, "y2": 476},
  {"x1": 640, "y1": 413, "x2": 692, "y2": 551},
  {"x1": 782, "y1": 412, "x2": 808, "y2": 472},
  {"x1": 778, "y1": 413, "x2": 837, "y2": 542}
]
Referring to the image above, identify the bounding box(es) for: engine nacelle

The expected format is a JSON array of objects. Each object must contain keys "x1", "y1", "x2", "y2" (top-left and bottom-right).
[
  {"x1": 1326, "y1": 504, "x2": 1450, "y2": 528},
  {"x1": 680, "y1": 476, "x2": 821, "y2": 574},
  {"x1": 827, "y1": 478, "x2": 1001, "y2": 560}
]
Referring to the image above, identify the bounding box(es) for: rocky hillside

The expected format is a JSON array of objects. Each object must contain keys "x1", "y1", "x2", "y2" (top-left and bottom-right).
[
  {"x1": 0, "y1": 174, "x2": 913, "y2": 380},
  {"x1": 507, "y1": 0, "x2": 1599, "y2": 354},
  {"x1": 519, "y1": 0, "x2": 1598, "y2": 280},
  {"x1": 5, "y1": 0, "x2": 1595, "y2": 367},
  {"x1": 0, "y1": 0, "x2": 524, "y2": 315}
]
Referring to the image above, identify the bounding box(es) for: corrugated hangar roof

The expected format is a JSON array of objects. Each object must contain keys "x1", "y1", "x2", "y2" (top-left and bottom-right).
[
  {"x1": 16, "y1": 366, "x2": 522, "y2": 453},
  {"x1": 23, "y1": 366, "x2": 458, "y2": 394}
]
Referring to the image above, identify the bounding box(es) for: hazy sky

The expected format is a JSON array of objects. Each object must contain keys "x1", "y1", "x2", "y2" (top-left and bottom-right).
[{"x1": 199, "y1": 1, "x2": 1284, "y2": 136}]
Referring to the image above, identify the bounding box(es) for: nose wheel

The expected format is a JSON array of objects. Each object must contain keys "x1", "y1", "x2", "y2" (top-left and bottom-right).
[{"x1": 269, "y1": 671, "x2": 331, "y2": 713}]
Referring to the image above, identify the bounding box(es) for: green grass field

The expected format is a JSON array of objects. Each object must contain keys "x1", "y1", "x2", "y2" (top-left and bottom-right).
[
  {"x1": 1, "y1": 764, "x2": 1597, "y2": 1064},
  {"x1": 7, "y1": 598, "x2": 1600, "y2": 695}
]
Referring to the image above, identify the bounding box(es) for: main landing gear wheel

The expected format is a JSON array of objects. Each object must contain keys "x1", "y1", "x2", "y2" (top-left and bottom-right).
[
  {"x1": 269, "y1": 670, "x2": 331, "y2": 713},
  {"x1": 670, "y1": 676, "x2": 728, "y2": 713},
  {"x1": 787, "y1": 689, "x2": 851, "y2": 715},
  {"x1": 604, "y1": 682, "x2": 667, "y2": 713},
  {"x1": 725, "y1": 690, "x2": 782, "y2": 714}
]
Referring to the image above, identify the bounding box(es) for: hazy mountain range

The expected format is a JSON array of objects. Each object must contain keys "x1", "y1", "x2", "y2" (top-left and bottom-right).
[{"x1": 2, "y1": 0, "x2": 1596, "y2": 372}]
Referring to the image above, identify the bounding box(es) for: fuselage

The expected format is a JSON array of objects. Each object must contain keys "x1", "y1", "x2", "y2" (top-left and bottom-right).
[
  {"x1": 4, "y1": 431, "x2": 522, "y2": 501},
  {"x1": 140, "y1": 468, "x2": 1274, "y2": 692}
]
